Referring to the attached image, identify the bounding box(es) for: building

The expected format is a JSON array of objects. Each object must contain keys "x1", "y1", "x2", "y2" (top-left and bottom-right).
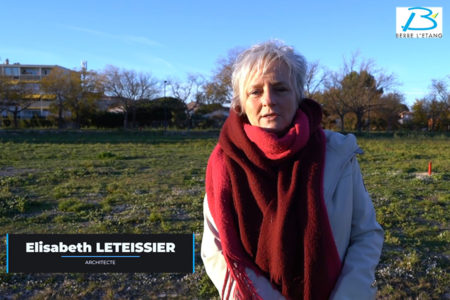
[
  {"x1": 0, "y1": 59, "x2": 69, "y2": 81},
  {"x1": 0, "y1": 59, "x2": 71, "y2": 120},
  {"x1": 398, "y1": 111, "x2": 413, "y2": 125}
]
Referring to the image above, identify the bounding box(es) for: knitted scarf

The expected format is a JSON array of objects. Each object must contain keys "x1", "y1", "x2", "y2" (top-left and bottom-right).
[{"x1": 205, "y1": 99, "x2": 341, "y2": 299}]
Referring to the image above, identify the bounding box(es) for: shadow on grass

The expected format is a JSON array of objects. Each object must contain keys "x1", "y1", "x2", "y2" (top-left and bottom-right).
[{"x1": 0, "y1": 130, "x2": 220, "y2": 145}]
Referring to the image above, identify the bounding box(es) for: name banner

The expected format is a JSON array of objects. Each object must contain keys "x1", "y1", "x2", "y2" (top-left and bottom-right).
[{"x1": 6, "y1": 234, "x2": 194, "y2": 273}]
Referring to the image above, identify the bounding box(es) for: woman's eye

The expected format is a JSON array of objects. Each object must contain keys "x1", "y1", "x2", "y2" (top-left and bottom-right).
[
  {"x1": 249, "y1": 90, "x2": 261, "y2": 96},
  {"x1": 275, "y1": 86, "x2": 288, "y2": 92}
]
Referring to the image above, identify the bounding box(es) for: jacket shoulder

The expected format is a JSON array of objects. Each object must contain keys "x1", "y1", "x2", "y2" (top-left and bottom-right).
[
  {"x1": 324, "y1": 130, "x2": 361, "y2": 156},
  {"x1": 322, "y1": 130, "x2": 362, "y2": 200}
]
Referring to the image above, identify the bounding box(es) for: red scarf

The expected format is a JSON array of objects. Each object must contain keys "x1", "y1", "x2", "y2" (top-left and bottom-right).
[{"x1": 206, "y1": 99, "x2": 341, "y2": 299}]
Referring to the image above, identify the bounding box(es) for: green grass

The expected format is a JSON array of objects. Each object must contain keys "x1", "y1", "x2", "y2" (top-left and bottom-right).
[
  {"x1": 357, "y1": 136, "x2": 449, "y2": 299},
  {"x1": 0, "y1": 130, "x2": 448, "y2": 299}
]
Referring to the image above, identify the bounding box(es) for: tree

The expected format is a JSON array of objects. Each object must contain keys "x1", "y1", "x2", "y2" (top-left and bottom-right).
[
  {"x1": 375, "y1": 92, "x2": 407, "y2": 130},
  {"x1": 0, "y1": 76, "x2": 35, "y2": 128},
  {"x1": 411, "y1": 77, "x2": 450, "y2": 131},
  {"x1": 428, "y1": 78, "x2": 450, "y2": 130},
  {"x1": 323, "y1": 53, "x2": 396, "y2": 132},
  {"x1": 341, "y1": 70, "x2": 383, "y2": 132},
  {"x1": 41, "y1": 67, "x2": 103, "y2": 129},
  {"x1": 103, "y1": 65, "x2": 159, "y2": 128},
  {"x1": 411, "y1": 99, "x2": 428, "y2": 129},
  {"x1": 427, "y1": 99, "x2": 446, "y2": 131},
  {"x1": 319, "y1": 68, "x2": 353, "y2": 131},
  {"x1": 199, "y1": 47, "x2": 242, "y2": 105},
  {"x1": 41, "y1": 68, "x2": 72, "y2": 129},
  {"x1": 304, "y1": 61, "x2": 327, "y2": 98},
  {"x1": 191, "y1": 103, "x2": 227, "y2": 128},
  {"x1": 320, "y1": 87, "x2": 348, "y2": 131},
  {"x1": 430, "y1": 78, "x2": 450, "y2": 104},
  {"x1": 168, "y1": 73, "x2": 204, "y2": 103},
  {"x1": 134, "y1": 97, "x2": 187, "y2": 128},
  {"x1": 64, "y1": 68, "x2": 104, "y2": 128}
]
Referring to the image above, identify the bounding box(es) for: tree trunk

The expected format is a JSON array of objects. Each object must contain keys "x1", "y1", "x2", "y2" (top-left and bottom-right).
[
  {"x1": 13, "y1": 110, "x2": 18, "y2": 129},
  {"x1": 123, "y1": 110, "x2": 128, "y2": 129},
  {"x1": 339, "y1": 114, "x2": 345, "y2": 132},
  {"x1": 356, "y1": 112, "x2": 364, "y2": 132},
  {"x1": 75, "y1": 113, "x2": 80, "y2": 129},
  {"x1": 75, "y1": 104, "x2": 80, "y2": 129},
  {"x1": 131, "y1": 105, "x2": 137, "y2": 128},
  {"x1": 58, "y1": 98, "x2": 64, "y2": 129},
  {"x1": 164, "y1": 105, "x2": 168, "y2": 130}
]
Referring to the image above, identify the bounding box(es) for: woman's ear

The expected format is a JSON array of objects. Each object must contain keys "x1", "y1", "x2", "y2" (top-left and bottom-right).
[
  {"x1": 233, "y1": 105, "x2": 243, "y2": 115},
  {"x1": 232, "y1": 97, "x2": 244, "y2": 115}
]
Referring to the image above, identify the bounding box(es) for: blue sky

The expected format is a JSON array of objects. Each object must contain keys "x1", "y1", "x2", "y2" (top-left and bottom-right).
[{"x1": 1, "y1": 0, "x2": 448, "y2": 107}]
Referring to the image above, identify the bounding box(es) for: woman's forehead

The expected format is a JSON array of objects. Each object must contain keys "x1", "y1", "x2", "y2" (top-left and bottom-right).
[{"x1": 246, "y1": 61, "x2": 290, "y2": 86}]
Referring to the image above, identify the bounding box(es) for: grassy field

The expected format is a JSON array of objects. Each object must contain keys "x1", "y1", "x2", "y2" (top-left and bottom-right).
[{"x1": 0, "y1": 130, "x2": 448, "y2": 299}]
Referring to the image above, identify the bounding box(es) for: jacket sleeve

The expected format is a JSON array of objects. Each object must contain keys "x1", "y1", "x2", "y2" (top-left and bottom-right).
[
  {"x1": 201, "y1": 194, "x2": 234, "y2": 296},
  {"x1": 201, "y1": 195, "x2": 285, "y2": 299},
  {"x1": 330, "y1": 158, "x2": 384, "y2": 300}
]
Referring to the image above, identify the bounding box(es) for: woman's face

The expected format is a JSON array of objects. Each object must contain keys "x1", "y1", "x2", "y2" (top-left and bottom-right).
[{"x1": 243, "y1": 61, "x2": 298, "y2": 135}]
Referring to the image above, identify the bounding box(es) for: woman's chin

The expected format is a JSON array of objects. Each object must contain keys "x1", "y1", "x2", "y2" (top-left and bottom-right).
[{"x1": 260, "y1": 124, "x2": 289, "y2": 136}]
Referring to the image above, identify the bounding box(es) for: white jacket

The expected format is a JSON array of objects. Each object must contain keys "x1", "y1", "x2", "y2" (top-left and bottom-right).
[{"x1": 201, "y1": 130, "x2": 384, "y2": 299}]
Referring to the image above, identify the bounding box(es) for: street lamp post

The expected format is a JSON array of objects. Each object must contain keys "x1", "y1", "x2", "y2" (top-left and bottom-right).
[
  {"x1": 163, "y1": 80, "x2": 168, "y2": 130},
  {"x1": 164, "y1": 80, "x2": 167, "y2": 98}
]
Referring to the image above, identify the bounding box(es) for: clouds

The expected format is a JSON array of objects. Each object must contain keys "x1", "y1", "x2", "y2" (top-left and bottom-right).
[
  {"x1": 60, "y1": 25, "x2": 177, "y2": 74},
  {"x1": 66, "y1": 25, "x2": 163, "y2": 48}
]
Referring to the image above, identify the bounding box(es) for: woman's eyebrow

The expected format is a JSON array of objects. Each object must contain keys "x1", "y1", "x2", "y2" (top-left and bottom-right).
[
  {"x1": 271, "y1": 80, "x2": 288, "y2": 86},
  {"x1": 248, "y1": 82, "x2": 263, "y2": 89},
  {"x1": 250, "y1": 79, "x2": 288, "y2": 88}
]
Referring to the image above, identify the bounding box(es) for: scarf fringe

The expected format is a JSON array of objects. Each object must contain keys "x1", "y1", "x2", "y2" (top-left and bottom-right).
[{"x1": 221, "y1": 256, "x2": 263, "y2": 300}]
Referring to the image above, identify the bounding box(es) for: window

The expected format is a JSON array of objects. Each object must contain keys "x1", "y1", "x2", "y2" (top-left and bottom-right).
[
  {"x1": 4, "y1": 67, "x2": 20, "y2": 76},
  {"x1": 21, "y1": 68, "x2": 39, "y2": 75},
  {"x1": 23, "y1": 83, "x2": 40, "y2": 92},
  {"x1": 42, "y1": 68, "x2": 52, "y2": 75}
]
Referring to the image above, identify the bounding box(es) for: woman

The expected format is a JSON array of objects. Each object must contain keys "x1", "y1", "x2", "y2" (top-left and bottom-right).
[{"x1": 201, "y1": 40, "x2": 383, "y2": 300}]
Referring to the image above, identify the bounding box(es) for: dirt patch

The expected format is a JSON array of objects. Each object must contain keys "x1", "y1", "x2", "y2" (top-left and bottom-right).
[
  {"x1": 0, "y1": 167, "x2": 36, "y2": 177},
  {"x1": 414, "y1": 172, "x2": 433, "y2": 180}
]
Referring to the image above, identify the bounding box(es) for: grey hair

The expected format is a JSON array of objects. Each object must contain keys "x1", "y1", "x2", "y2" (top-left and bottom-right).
[{"x1": 231, "y1": 40, "x2": 307, "y2": 114}]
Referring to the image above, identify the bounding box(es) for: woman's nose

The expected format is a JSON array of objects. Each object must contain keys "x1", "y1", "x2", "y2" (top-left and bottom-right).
[{"x1": 261, "y1": 89, "x2": 275, "y2": 106}]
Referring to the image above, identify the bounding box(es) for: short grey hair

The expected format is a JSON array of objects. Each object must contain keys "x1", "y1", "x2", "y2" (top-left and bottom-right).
[{"x1": 231, "y1": 40, "x2": 307, "y2": 114}]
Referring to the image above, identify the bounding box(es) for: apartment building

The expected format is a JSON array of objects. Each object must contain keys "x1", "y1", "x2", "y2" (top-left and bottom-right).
[{"x1": 0, "y1": 59, "x2": 71, "y2": 119}]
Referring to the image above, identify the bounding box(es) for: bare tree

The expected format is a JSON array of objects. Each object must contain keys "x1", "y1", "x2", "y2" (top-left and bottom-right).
[
  {"x1": 199, "y1": 47, "x2": 242, "y2": 105},
  {"x1": 103, "y1": 66, "x2": 159, "y2": 128},
  {"x1": 321, "y1": 86, "x2": 348, "y2": 131},
  {"x1": 168, "y1": 73, "x2": 203, "y2": 103},
  {"x1": 430, "y1": 78, "x2": 450, "y2": 103},
  {"x1": 304, "y1": 61, "x2": 327, "y2": 98},
  {"x1": 425, "y1": 77, "x2": 450, "y2": 130},
  {"x1": 319, "y1": 68, "x2": 352, "y2": 131}
]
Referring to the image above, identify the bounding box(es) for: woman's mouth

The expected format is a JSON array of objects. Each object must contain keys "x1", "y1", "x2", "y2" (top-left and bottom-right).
[{"x1": 262, "y1": 113, "x2": 279, "y2": 120}]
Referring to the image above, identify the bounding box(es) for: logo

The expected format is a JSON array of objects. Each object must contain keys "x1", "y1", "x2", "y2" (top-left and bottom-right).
[{"x1": 396, "y1": 7, "x2": 443, "y2": 38}]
